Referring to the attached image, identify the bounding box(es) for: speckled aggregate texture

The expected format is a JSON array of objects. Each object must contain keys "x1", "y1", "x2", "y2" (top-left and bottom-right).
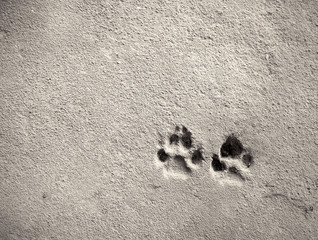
[{"x1": 0, "y1": 0, "x2": 317, "y2": 239}]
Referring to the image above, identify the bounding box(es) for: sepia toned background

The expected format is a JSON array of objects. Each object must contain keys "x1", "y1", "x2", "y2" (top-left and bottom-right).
[{"x1": 1, "y1": 0, "x2": 317, "y2": 239}]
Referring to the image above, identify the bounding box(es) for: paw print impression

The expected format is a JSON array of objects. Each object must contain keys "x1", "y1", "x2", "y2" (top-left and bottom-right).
[
  {"x1": 211, "y1": 154, "x2": 226, "y2": 172},
  {"x1": 220, "y1": 135, "x2": 244, "y2": 158},
  {"x1": 156, "y1": 126, "x2": 204, "y2": 180},
  {"x1": 210, "y1": 134, "x2": 254, "y2": 183}
]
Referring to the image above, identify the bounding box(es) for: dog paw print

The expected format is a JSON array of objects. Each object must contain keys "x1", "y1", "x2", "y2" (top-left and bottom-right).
[
  {"x1": 210, "y1": 134, "x2": 254, "y2": 184},
  {"x1": 156, "y1": 126, "x2": 204, "y2": 179},
  {"x1": 155, "y1": 128, "x2": 255, "y2": 185}
]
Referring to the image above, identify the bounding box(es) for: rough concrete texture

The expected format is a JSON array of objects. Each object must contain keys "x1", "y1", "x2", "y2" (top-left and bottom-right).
[{"x1": 1, "y1": 0, "x2": 318, "y2": 239}]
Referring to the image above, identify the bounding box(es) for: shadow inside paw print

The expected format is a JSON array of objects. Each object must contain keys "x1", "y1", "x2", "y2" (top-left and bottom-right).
[
  {"x1": 174, "y1": 155, "x2": 192, "y2": 173},
  {"x1": 220, "y1": 135, "x2": 243, "y2": 158},
  {"x1": 211, "y1": 154, "x2": 226, "y2": 171},
  {"x1": 242, "y1": 153, "x2": 253, "y2": 168},
  {"x1": 170, "y1": 134, "x2": 179, "y2": 144},
  {"x1": 157, "y1": 149, "x2": 169, "y2": 162},
  {"x1": 191, "y1": 149, "x2": 204, "y2": 164},
  {"x1": 228, "y1": 166, "x2": 245, "y2": 180},
  {"x1": 181, "y1": 131, "x2": 192, "y2": 149}
]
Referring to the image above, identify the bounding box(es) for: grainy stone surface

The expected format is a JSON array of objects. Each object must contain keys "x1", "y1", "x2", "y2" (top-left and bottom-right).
[{"x1": 0, "y1": 0, "x2": 317, "y2": 239}]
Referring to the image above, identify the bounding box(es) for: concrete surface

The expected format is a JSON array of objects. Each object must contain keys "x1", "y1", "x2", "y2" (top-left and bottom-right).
[{"x1": 0, "y1": 0, "x2": 317, "y2": 239}]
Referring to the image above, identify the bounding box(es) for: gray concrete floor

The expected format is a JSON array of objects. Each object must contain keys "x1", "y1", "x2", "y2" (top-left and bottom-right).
[{"x1": 1, "y1": 0, "x2": 317, "y2": 239}]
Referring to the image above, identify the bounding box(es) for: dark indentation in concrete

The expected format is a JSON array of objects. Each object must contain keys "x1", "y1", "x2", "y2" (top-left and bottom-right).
[
  {"x1": 175, "y1": 126, "x2": 180, "y2": 132},
  {"x1": 150, "y1": 184, "x2": 161, "y2": 189},
  {"x1": 220, "y1": 135, "x2": 244, "y2": 158},
  {"x1": 182, "y1": 126, "x2": 188, "y2": 133},
  {"x1": 157, "y1": 149, "x2": 169, "y2": 162},
  {"x1": 211, "y1": 154, "x2": 226, "y2": 171},
  {"x1": 228, "y1": 167, "x2": 245, "y2": 180},
  {"x1": 191, "y1": 149, "x2": 204, "y2": 164},
  {"x1": 242, "y1": 153, "x2": 253, "y2": 168},
  {"x1": 181, "y1": 131, "x2": 192, "y2": 149},
  {"x1": 174, "y1": 155, "x2": 192, "y2": 173},
  {"x1": 228, "y1": 166, "x2": 239, "y2": 174},
  {"x1": 306, "y1": 206, "x2": 314, "y2": 213},
  {"x1": 228, "y1": 166, "x2": 244, "y2": 179},
  {"x1": 169, "y1": 134, "x2": 179, "y2": 144}
]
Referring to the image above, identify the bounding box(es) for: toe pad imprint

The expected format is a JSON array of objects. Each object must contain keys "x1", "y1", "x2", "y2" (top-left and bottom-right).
[
  {"x1": 211, "y1": 154, "x2": 227, "y2": 171},
  {"x1": 157, "y1": 149, "x2": 169, "y2": 162},
  {"x1": 220, "y1": 135, "x2": 244, "y2": 158}
]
